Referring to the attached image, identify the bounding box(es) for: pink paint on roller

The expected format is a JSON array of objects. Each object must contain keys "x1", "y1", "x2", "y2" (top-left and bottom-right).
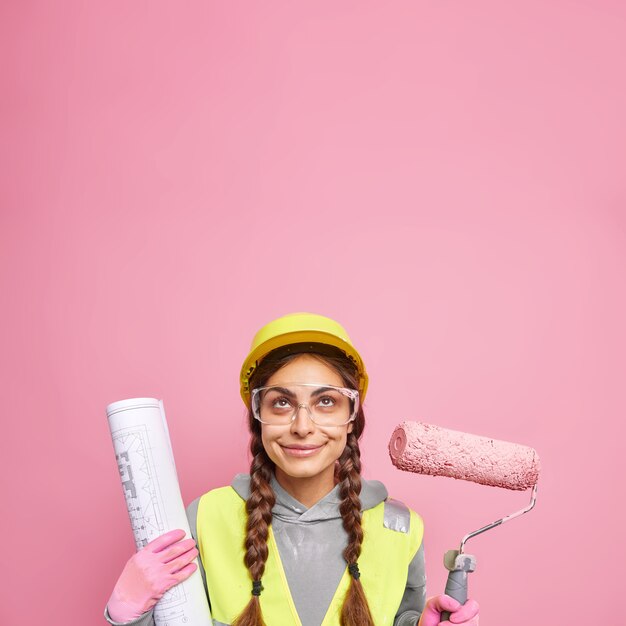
[{"x1": 389, "y1": 421, "x2": 540, "y2": 490}]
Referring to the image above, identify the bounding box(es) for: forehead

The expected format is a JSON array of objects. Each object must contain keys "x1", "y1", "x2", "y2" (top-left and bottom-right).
[{"x1": 265, "y1": 354, "x2": 344, "y2": 387}]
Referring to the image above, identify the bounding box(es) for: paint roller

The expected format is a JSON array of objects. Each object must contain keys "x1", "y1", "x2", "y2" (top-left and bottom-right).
[{"x1": 389, "y1": 421, "x2": 540, "y2": 622}]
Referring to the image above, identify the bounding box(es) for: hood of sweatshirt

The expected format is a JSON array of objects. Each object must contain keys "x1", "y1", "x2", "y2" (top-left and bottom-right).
[
  {"x1": 229, "y1": 473, "x2": 390, "y2": 626},
  {"x1": 231, "y1": 472, "x2": 388, "y2": 524}
]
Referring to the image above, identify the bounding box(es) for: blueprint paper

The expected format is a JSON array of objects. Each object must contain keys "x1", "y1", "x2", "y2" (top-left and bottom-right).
[{"x1": 106, "y1": 397, "x2": 212, "y2": 626}]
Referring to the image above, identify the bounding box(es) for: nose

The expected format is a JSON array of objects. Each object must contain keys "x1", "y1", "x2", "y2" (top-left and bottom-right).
[{"x1": 290, "y1": 404, "x2": 315, "y2": 436}]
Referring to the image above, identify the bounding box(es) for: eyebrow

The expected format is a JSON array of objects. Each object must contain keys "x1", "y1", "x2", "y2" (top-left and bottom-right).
[{"x1": 268, "y1": 385, "x2": 336, "y2": 397}]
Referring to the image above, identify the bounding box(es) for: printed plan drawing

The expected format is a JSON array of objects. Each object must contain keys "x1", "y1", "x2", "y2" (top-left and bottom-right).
[
  {"x1": 113, "y1": 426, "x2": 190, "y2": 622},
  {"x1": 107, "y1": 399, "x2": 212, "y2": 626}
]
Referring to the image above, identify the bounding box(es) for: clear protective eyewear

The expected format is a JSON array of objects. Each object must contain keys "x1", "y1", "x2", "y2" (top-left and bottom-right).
[{"x1": 251, "y1": 383, "x2": 360, "y2": 427}]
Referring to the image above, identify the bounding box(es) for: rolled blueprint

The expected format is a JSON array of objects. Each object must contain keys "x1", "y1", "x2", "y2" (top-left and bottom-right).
[{"x1": 106, "y1": 397, "x2": 212, "y2": 626}]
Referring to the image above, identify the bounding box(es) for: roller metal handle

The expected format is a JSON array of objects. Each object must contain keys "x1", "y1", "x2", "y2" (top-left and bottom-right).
[{"x1": 440, "y1": 551, "x2": 476, "y2": 622}]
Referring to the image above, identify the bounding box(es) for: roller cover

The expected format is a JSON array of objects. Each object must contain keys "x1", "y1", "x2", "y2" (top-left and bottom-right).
[{"x1": 389, "y1": 421, "x2": 540, "y2": 491}]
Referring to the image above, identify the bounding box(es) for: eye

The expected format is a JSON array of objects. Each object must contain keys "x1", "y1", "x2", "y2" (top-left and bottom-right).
[
  {"x1": 272, "y1": 396, "x2": 293, "y2": 409},
  {"x1": 318, "y1": 395, "x2": 336, "y2": 407}
]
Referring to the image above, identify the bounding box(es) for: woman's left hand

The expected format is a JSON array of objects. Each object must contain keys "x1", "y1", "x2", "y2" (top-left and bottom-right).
[{"x1": 417, "y1": 594, "x2": 480, "y2": 626}]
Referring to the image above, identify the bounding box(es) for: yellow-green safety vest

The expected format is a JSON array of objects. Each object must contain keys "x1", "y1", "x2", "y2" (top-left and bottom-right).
[{"x1": 196, "y1": 486, "x2": 424, "y2": 626}]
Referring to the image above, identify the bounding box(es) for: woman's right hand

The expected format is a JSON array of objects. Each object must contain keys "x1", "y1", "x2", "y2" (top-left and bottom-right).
[{"x1": 107, "y1": 529, "x2": 199, "y2": 623}]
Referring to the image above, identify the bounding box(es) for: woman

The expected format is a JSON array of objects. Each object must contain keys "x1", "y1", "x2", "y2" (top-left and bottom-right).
[{"x1": 105, "y1": 312, "x2": 480, "y2": 626}]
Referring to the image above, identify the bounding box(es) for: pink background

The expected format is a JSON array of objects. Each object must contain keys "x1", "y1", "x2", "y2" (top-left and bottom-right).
[{"x1": 2, "y1": 2, "x2": 625, "y2": 624}]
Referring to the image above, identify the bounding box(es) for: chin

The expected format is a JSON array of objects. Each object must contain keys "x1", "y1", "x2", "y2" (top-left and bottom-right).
[
  {"x1": 272, "y1": 451, "x2": 337, "y2": 480},
  {"x1": 278, "y1": 459, "x2": 328, "y2": 478},
  {"x1": 289, "y1": 466, "x2": 330, "y2": 479}
]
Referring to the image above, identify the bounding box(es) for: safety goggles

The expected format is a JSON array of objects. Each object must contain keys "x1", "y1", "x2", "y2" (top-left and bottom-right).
[{"x1": 251, "y1": 383, "x2": 359, "y2": 426}]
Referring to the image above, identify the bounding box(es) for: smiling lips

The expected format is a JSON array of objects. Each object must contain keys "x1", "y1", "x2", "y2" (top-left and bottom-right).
[{"x1": 281, "y1": 443, "x2": 325, "y2": 457}]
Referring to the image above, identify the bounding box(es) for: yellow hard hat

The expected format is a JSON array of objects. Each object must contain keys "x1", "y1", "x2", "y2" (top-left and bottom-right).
[{"x1": 240, "y1": 312, "x2": 368, "y2": 406}]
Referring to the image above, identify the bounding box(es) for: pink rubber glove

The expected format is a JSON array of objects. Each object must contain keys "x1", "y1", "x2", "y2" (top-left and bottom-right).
[
  {"x1": 418, "y1": 595, "x2": 480, "y2": 626},
  {"x1": 107, "y1": 529, "x2": 199, "y2": 623}
]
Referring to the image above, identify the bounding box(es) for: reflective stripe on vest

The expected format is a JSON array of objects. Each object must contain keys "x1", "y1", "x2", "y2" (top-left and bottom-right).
[{"x1": 197, "y1": 486, "x2": 424, "y2": 626}]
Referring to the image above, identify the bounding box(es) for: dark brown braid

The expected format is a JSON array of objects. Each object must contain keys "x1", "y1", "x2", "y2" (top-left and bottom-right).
[
  {"x1": 231, "y1": 430, "x2": 275, "y2": 626},
  {"x1": 337, "y1": 430, "x2": 375, "y2": 626},
  {"x1": 233, "y1": 342, "x2": 374, "y2": 626}
]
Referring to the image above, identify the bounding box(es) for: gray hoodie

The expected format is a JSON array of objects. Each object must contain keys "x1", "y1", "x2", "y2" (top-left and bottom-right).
[{"x1": 104, "y1": 474, "x2": 426, "y2": 626}]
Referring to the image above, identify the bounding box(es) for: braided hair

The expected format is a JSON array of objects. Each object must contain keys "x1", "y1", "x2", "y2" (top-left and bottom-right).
[{"x1": 232, "y1": 343, "x2": 374, "y2": 626}]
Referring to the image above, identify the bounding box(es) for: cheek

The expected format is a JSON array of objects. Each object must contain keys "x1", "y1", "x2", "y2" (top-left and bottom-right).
[
  {"x1": 260, "y1": 426, "x2": 273, "y2": 451},
  {"x1": 330, "y1": 430, "x2": 349, "y2": 457},
  {"x1": 260, "y1": 425, "x2": 282, "y2": 460}
]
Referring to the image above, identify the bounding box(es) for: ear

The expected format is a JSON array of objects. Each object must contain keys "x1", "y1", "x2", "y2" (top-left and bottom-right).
[{"x1": 347, "y1": 421, "x2": 354, "y2": 434}]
